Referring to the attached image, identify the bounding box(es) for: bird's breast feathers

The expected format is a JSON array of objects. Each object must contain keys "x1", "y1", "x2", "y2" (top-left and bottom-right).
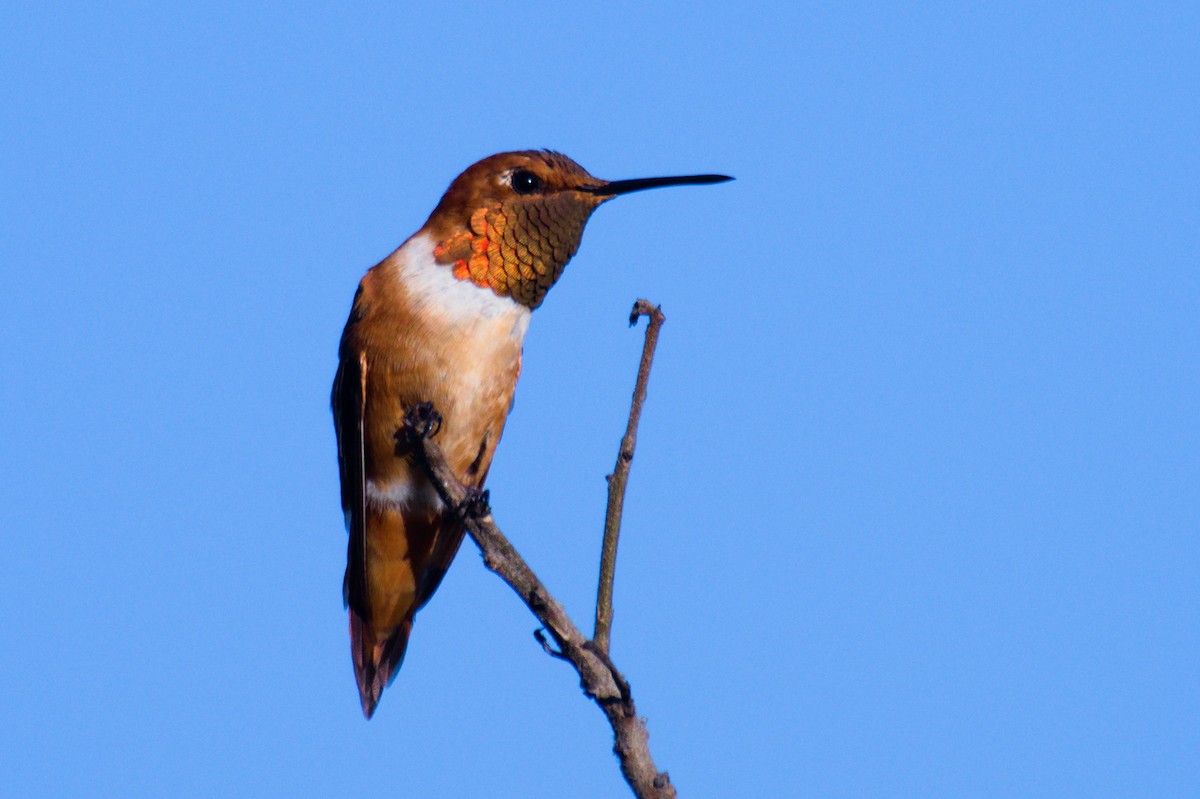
[
  {"x1": 350, "y1": 232, "x2": 530, "y2": 507},
  {"x1": 397, "y1": 232, "x2": 532, "y2": 336}
]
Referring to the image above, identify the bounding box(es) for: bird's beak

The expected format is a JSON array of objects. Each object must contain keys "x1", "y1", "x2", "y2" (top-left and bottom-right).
[{"x1": 580, "y1": 173, "x2": 734, "y2": 198}]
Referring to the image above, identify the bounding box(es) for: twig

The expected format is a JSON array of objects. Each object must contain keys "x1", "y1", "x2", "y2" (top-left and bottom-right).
[
  {"x1": 593, "y1": 300, "x2": 666, "y2": 654},
  {"x1": 401, "y1": 313, "x2": 677, "y2": 798}
]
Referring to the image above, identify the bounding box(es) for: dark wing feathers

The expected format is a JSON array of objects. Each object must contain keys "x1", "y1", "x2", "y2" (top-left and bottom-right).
[{"x1": 332, "y1": 351, "x2": 369, "y2": 619}]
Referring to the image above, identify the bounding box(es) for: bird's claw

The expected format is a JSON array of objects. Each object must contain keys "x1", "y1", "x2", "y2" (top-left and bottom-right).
[
  {"x1": 459, "y1": 487, "x2": 491, "y2": 520},
  {"x1": 404, "y1": 402, "x2": 443, "y2": 439}
]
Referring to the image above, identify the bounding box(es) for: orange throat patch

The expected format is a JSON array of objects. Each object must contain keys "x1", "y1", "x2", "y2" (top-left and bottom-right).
[{"x1": 432, "y1": 197, "x2": 598, "y2": 309}]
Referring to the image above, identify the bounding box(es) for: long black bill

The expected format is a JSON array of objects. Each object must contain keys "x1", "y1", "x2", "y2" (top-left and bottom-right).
[{"x1": 582, "y1": 173, "x2": 733, "y2": 197}]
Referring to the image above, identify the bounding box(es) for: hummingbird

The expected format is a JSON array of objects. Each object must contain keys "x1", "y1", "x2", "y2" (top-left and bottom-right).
[{"x1": 332, "y1": 150, "x2": 730, "y2": 718}]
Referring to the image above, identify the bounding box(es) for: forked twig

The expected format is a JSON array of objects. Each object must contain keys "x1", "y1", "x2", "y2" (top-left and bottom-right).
[{"x1": 401, "y1": 301, "x2": 675, "y2": 799}]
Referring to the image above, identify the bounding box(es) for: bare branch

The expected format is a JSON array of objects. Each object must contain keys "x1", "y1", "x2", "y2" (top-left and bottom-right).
[
  {"x1": 594, "y1": 300, "x2": 666, "y2": 654},
  {"x1": 402, "y1": 391, "x2": 677, "y2": 799}
]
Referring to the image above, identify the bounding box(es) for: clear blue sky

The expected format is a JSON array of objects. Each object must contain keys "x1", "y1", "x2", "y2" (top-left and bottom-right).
[{"x1": 2, "y1": 3, "x2": 1197, "y2": 797}]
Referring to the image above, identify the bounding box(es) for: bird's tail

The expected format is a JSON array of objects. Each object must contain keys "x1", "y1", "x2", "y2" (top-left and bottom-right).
[{"x1": 349, "y1": 610, "x2": 412, "y2": 719}]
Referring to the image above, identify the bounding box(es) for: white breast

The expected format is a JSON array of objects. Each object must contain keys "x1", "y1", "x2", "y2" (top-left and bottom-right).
[
  {"x1": 396, "y1": 232, "x2": 532, "y2": 342},
  {"x1": 364, "y1": 233, "x2": 530, "y2": 513}
]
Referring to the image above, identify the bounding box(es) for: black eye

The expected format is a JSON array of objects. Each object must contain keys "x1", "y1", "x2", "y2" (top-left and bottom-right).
[{"x1": 511, "y1": 169, "x2": 541, "y2": 195}]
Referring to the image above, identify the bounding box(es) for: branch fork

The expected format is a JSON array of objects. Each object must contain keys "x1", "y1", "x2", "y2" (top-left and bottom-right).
[{"x1": 401, "y1": 300, "x2": 674, "y2": 799}]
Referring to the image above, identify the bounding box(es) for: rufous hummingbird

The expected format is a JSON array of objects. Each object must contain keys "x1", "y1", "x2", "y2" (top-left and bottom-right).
[{"x1": 332, "y1": 150, "x2": 730, "y2": 718}]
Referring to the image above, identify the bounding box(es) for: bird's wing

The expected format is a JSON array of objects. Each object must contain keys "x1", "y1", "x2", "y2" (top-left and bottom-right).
[
  {"x1": 332, "y1": 348, "x2": 370, "y2": 619},
  {"x1": 415, "y1": 520, "x2": 466, "y2": 611}
]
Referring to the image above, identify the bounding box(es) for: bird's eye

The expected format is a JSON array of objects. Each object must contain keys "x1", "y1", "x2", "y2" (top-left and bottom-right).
[{"x1": 510, "y1": 170, "x2": 541, "y2": 195}]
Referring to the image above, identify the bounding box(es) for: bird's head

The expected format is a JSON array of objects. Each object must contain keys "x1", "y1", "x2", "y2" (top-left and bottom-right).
[{"x1": 422, "y1": 150, "x2": 731, "y2": 308}]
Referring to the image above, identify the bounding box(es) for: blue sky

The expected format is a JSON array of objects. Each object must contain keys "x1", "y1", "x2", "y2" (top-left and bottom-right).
[{"x1": 2, "y1": 3, "x2": 1197, "y2": 796}]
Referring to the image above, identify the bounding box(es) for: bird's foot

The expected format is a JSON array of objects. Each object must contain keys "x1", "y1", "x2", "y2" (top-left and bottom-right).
[
  {"x1": 458, "y1": 487, "x2": 491, "y2": 520},
  {"x1": 404, "y1": 402, "x2": 443, "y2": 439}
]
